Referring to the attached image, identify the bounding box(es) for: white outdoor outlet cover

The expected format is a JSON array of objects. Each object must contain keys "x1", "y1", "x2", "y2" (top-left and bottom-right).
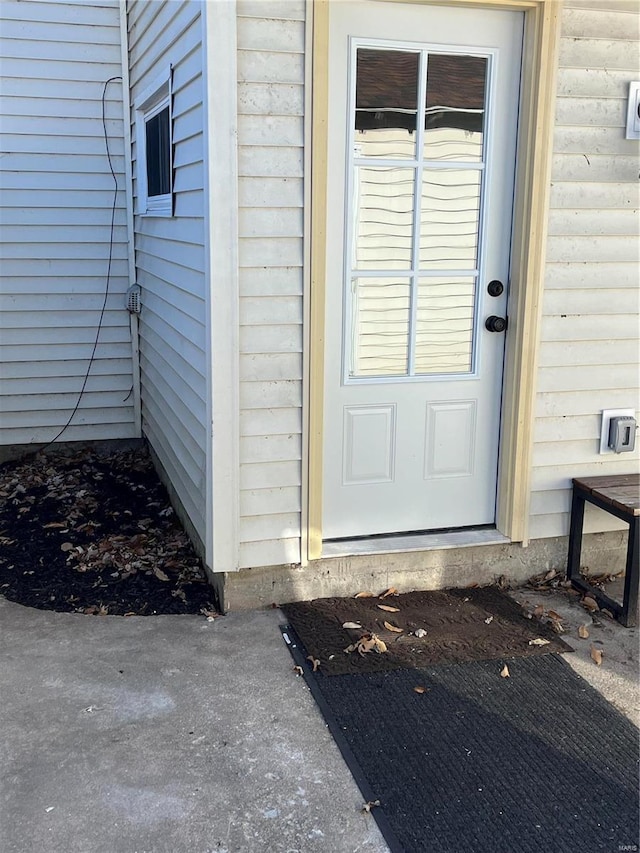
[
  {"x1": 600, "y1": 409, "x2": 636, "y2": 454},
  {"x1": 625, "y1": 82, "x2": 640, "y2": 140}
]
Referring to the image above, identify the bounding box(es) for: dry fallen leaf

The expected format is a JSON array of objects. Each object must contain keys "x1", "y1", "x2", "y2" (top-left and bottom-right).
[
  {"x1": 348, "y1": 633, "x2": 389, "y2": 655},
  {"x1": 529, "y1": 638, "x2": 550, "y2": 646},
  {"x1": 372, "y1": 634, "x2": 388, "y2": 654},
  {"x1": 307, "y1": 655, "x2": 320, "y2": 672},
  {"x1": 380, "y1": 587, "x2": 398, "y2": 599},
  {"x1": 544, "y1": 569, "x2": 557, "y2": 581},
  {"x1": 601, "y1": 608, "x2": 615, "y2": 619},
  {"x1": 533, "y1": 604, "x2": 544, "y2": 619},
  {"x1": 358, "y1": 636, "x2": 377, "y2": 655},
  {"x1": 377, "y1": 604, "x2": 400, "y2": 613},
  {"x1": 582, "y1": 596, "x2": 599, "y2": 613},
  {"x1": 60, "y1": 542, "x2": 74, "y2": 552},
  {"x1": 361, "y1": 800, "x2": 380, "y2": 813},
  {"x1": 44, "y1": 522, "x2": 67, "y2": 529},
  {"x1": 578, "y1": 624, "x2": 590, "y2": 639},
  {"x1": 153, "y1": 567, "x2": 170, "y2": 582},
  {"x1": 383, "y1": 621, "x2": 403, "y2": 633},
  {"x1": 200, "y1": 608, "x2": 217, "y2": 618},
  {"x1": 590, "y1": 645, "x2": 603, "y2": 666},
  {"x1": 343, "y1": 621, "x2": 363, "y2": 630},
  {"x1": 413, "y1": 686, "x2": 428, "y2": 694},
  {"x1": 500, "y1": 665, "x2": 510, "y2": 678},
  {"x1": 547, "y1": 610, "x2": 563, "y2": 621},
  {"x1": 293, "y1": 665, "x2": 304, "y2": 676},
  {"x1": 354, "y1": 591, "x2": 374, "y2": 598}
]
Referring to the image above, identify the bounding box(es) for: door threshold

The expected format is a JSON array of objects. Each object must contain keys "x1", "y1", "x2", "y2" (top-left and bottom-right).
[{"x1": 321, "y1": 527, "x2": 511, "y2": 559}]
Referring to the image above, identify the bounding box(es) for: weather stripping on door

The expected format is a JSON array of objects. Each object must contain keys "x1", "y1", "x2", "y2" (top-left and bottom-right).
[{"x1": 322, "y1": 527, "x2": 510, "y2": 558}]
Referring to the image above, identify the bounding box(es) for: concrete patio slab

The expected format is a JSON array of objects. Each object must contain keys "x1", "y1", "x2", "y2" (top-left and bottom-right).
[
  {"x1": 0, "y1": 599, "x2": 387, "y2": 853},
  {"x1": 2, "y1": 584, "x2": 637, "y2": 853},
  {"x1": 509, "y1": 583, "x2": 639, "y2": 726}
]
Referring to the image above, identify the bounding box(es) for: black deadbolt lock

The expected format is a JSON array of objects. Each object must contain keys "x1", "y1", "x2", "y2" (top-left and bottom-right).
[
  {"x1": 487, "y1": 280, "x2": 504, "y2": 297},
  {"x1": 485, "y1": 315, "x2": 508, "y2": 333}
]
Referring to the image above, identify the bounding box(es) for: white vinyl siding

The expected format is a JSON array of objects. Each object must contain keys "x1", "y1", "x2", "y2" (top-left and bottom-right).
[
  {"x1": 126, "y1": 0, "x2": 207, "y2": 545},
  {"x1": 236, "y1": 0, "x2": 306, "y2": 568},
  {"x1": 529, "y1": 0, "x2": 640, "y2": 541},
  {"x1": 0, "y1": 0, "x2": 135, "y2": 445}
]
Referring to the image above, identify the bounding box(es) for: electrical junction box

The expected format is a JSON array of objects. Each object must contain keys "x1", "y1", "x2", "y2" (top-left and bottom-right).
[
  {"x1": 609, "y1": 416, "x2": 636, "y2": 453},
  {"x1": 600, "y1": 409, "x2": 636, "y2": 454}
]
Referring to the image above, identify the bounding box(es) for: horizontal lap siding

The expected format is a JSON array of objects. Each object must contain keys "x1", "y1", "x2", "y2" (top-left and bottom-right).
[
  {"x1": 530, "y1": 1, "x2": 640, "y2": 540},
  {"x1": 0, "y1": 0, "x2": 135, "y2": 445},
  {"x1": 127, "y1": 0, "x2": 207, "y2": 543},
  {"x1": 237, "y1": 0, "x2": 306, "y2": 568}
]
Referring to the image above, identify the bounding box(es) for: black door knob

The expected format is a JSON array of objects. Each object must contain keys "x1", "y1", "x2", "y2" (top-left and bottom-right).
[
  {"x1": 487, "y1": 280, "x2": 504, "y2": 297},
  {"x1": 485, "y1": 315, "x2": 507, "y2": 333}
]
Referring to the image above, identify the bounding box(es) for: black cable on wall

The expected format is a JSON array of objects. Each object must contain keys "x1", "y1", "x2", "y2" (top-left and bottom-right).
[{"x1": 28, "y1": 75, "x2": 123, "y2": 456}]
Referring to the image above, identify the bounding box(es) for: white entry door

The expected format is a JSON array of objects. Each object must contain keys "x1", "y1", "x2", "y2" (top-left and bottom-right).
[{"x1": 322, "y1": 1, "x2": 523, "y2": 540}]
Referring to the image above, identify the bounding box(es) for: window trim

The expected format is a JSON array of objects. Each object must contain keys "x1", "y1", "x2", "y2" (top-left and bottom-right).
[{"x1": 134, "y1": 67, "x2": 173, "y2": 217}]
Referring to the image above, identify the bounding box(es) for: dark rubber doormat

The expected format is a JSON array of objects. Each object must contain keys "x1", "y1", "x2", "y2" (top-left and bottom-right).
[
  {"x1": 281, "y1": 587, "x2": 571, "y2": 675},
  {"x1": 282, "y1": 630, "x2": 639, "y2": 853}
]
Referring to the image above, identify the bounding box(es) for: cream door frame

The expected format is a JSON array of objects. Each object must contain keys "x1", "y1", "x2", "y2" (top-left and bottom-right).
[{"x1": 307, "y1": 0, "x2": 561, "y2": 560}]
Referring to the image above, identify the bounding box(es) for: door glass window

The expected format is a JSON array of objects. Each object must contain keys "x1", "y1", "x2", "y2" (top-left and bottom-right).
[
  {"x1": 348, "y1": 45, "x2": 488, "y2": 379},
  {"x1": 419, "y1": 170, "x2": 481, "y2": 270},
  {"x1": 355, "y1": 49, "x2": 419, "y2": 159},
  {"x1": 423, "y1": 54, "x2": 486, "y2": 162},
  {"x1": 353, "y1": 166, "x2": 415, "y2": 270},
  {"x1": 351, "y1": 277, "x2": 411, "y2": 376},
  {"x1": 415, "y1": 277, "x2": 475, "y2": 374}
]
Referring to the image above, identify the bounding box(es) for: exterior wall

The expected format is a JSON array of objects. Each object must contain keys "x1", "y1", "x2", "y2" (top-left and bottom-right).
[
  {"x1": 4, "y1": 0, "x2": 635, "y2": 578},
  {"x1": 0, "y1": 0, "x2": 135, "y2": 445},
  {"x1": 234, "y1": 0, "x2": 639, "y2": 571},
  {"x1": 529, "y1": 0, "x2": 640, "y2": 540},
  {"x1": 236, "y1": 0, "x2": 306, "y2": 568},
  {"x1": 126, "y1": 0, "x2": 208, "y2": 545}
]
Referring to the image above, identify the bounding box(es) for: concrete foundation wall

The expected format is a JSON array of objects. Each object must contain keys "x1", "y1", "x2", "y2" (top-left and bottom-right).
[{"x1": 222, "y1": 530, "x2": 628, "y2": 611}]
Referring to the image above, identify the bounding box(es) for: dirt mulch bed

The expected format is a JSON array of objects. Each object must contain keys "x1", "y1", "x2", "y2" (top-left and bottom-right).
[
  {"x1": 0, "y1": 445, "x2": 218, "y2": 617},
  {"x1": 281, "y1": 586, "x2": 572, "y2": 676}
]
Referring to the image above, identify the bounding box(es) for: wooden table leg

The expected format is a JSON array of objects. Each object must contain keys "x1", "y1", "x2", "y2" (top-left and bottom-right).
[{"x1": 567, "y1": 486, "x2": 585, "y2": 583}]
